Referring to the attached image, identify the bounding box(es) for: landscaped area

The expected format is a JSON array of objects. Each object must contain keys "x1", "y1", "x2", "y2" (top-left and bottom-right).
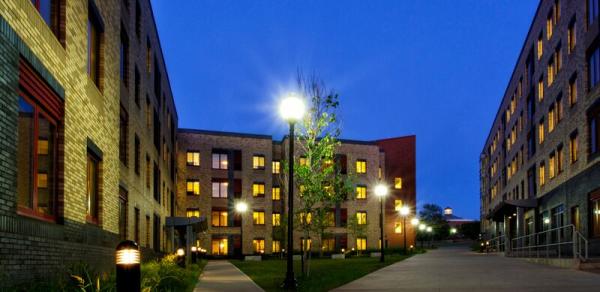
[{"x1": 232, "y1": 254, "x2": 412, "y2": 291}]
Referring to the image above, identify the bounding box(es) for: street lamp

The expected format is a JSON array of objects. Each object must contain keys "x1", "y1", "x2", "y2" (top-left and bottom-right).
[
  {"x1": 374, "y1": 183, "x2": 388, "y2": 263},
  {"x1": 176, "y1": 248, "x2": 185, "y2": 268},
  {"x1": 116, "y1": 240, "x2": 140, "y2": 292},
  {"x1": 399, "y1": 206, "x2": 410, "y2": 255},
  {"x1": 426, "y1": 226, "x2": 433, "y2": 248},
  {"x1": 280, "y1": 93, "x2": 305, "y2": 289},
  {"x1": 235, "y1": 201, "x2": 248, "y2": 258},
  {"x1": 418, "y1": 224, "x2": 426, "y2": 248},
  {"x1": 191, "y1": 246, "x2": 198, "y2": 264}
]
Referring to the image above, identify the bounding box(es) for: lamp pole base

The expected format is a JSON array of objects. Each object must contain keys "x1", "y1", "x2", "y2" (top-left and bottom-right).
[{"x1": 281, "y1": 274, "x2": 298, "y2": 290}]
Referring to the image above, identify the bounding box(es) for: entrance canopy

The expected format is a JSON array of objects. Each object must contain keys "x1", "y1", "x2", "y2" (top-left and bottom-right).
[{"x1": 486, "y1": 198, "x2": 537, "y2": 222}]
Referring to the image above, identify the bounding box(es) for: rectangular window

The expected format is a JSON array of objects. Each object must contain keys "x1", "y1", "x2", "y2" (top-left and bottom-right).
[
  {"x1": 87, "y1": 5, "x2": 102, "y2": 87},
  {"x1": 548, "y1": 105, "x2": 555, "y2": 132},
  {"x1": 322, "y1": 238, "x2": 335, "y2": 252},
  {"x1": 356, "y1": 211, "x2": 367, "y2": 225},
  {"x1": 591, "y1": 193, "x2": 600, "y2": 237},
  {"x1": 119, "y1": 106, "x2": 128, "y2": 165},
  {"x1": 539, "y1": 162, "x2": 546, "y2": 187},
  {"x1": 568, "y1": 18, "x2": 576, "y2": 54},
  {"x1": 252, "y1": 183, "x2": 265, "y2": 197},
  {"x1": 557, "y1": 145, "x2": 564, "y2": 174},
  {"x1": 118, "y1": 188, "x2": 127, "y2": 241},
  {"x1": 395, "y1": 177, "x2": 403, "y2": 189},
  {"x1": 134, "y1": 135, "x2": 140, "y2": 175},
  {"x1": 86, "y1": 151, "x2": 100, "y2": 223},
  {"x1": 300, "y1": 212, "x2": 312, "y2": 225},
  {"x1": 591, "y1": 106, "x2": 600, "y2": 155},
  {"x1": 186, "y1": 180, "x2": 200, "y2": 196},
  {"x1": 120, "y1": 26, "x2": 129, "y2": 86},
  {"x1": 135, "y1": 0, "x2": 141, "y2": 38},
  {"x1": 538, "y1": 119, "x2": 545, "y2": 144},
  {"x1": 356, "y1": 160, "x2": 367, "y2": 174},
  {"x1": 301, "y1": 238, "x2": 312, "y2": 251},
  {"x1": 549, "y1": 152, "x2": 556, "y2": 179},
  {"x1": 253, "y1": 155, "x2": 265, "y2": 169},
  {"x1": 212, "y1": 152, "x2": 228, "y2": 169},
  {"x1": 547, "y1": 12, "x2": 554, "y2": 39},
  {"x1": 253, "y1": 211, "x2": 265, "y2": 225},
  {"x1": 570, "y1": 131, "x2": 579, "y2": 163},
  {"x1": 186, "y1": 208, "x2": 200, "y2": 218},
  {"x1": 186, "y1": 151, "x2": 200, "y2": 166},
  {"x1": 211, "y1": 179, "x2": 228, "y2": 198},
  {"x1": 395, "y1": 199, "x2": 403, "y2": 211},
  {"x1": 145, "y1": 97, "x2": 152, "y2": 129},
  {"x1": 272, "y1": 187, "x2": 281, "y2": 201},
  {"x1": 145, "y1": 154, "x2": 151, "y2": 188},
  {"x1": 211, "y1": 210, "x2": 228, "y2": 227},
  {"x1": 145, "y1": 215, "x2": 150, "y2": 248},
  {"x1": 272, "y1": 213, "x2": 281, "y2": 226},
  {"x1": 212, "y1": 238, "x2": 228, "y2": 255},
  {"x1": 31, "y1": 0, "x2": 62, "y2": 40},
  {"x1": 272, "y1": 160, "x2": 281, "y2": 174},
  {"x1": 589, "y1": 0, "x2": 599, "y2": 25},
  {"x1": 146, "y1": 38, "x2": 152, "y2": 73},
  {"x1": 589, "y1": 45, "x2": 600, "y2": 90},
  {"x1": 356, "y1": 185, "x2": 367, "y2": 199},
  {"x1": 569, "y1": 75, "x2": 578, "y2": 106},
  {"x1": 395, "y1": 222, "x2": 402, "y2": 234},
  {"x1": 538, "y1": 78, "x2": 544, "y2": 101},
  {"x1": 547, "y1": 60, "x2": 555, "y2": 86},
  {"x1": 325, "y1": 211, "x2": 335, "y2": 227},
  {"x1": 134, "y1": 207, "x2": 140, "y2": 243},
  {"x1": 537, "y1": 33, "x2": 543, "y2": 60},
  {"x1": 134, "y1": 67, "x2": 140, "y2": 107},
  {"x1": 253, "y1": 239, "x2": 265, "y2": 254},
  {"x1": 299, "y1": 156, "x2": 307, "y2": 166},
  {"x1": 356, "y1": 238, "x2": 366, "y2": 251},
  {"x1": 272, "y1": 240, "x2": 281, "y2": 253}
]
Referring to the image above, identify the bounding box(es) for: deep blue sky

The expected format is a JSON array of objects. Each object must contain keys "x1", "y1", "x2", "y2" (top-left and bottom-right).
[{"x1": 151, "y1": 0, "x2": 539, "y2": 219}]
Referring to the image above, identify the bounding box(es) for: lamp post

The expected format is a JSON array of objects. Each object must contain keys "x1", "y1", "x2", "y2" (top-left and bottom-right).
[
  {"x1": 116, "y1": 240, "x2": 140, "y2": 292},
  {"x1": 410, "y1": 217, "x2": 419, "y2": 254},
  {"x1": 191, "y1": 246, "x2": 197, "y2": 264},
  {"x1": 418, "y1": 224, "x2": 426, "y2": 248},
  {"x1": 235, "y1": 201, "x2": 248, "y2": 258},
  {"x1": 374, "y1": 184, "x2": 389, "y2": 263},
  {"x1": 176, "y1": 248, "x2": 185, "y2": 268},
  {"x1": 399, "y1": 206, "x2": 410, "y2": 255},
  {"x1": 426, "y1": 226, "x2": 433, "y2": 248},
  {"x1": 279, "y1": 93, "x2": 305, "y2": 289}
]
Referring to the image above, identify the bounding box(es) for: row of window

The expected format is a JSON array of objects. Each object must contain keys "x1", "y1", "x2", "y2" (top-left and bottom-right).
[{"x1": 208, "y1": 237, "x2": 373, "y2": 255}]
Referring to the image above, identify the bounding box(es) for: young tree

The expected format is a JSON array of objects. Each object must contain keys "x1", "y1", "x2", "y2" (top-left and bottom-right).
[
  {"x1": 419, "y1": 203, "x2": 450, "y2": 240},
  {"x1": 281, "y1": 72, "x2": 353, "y2": 276}
]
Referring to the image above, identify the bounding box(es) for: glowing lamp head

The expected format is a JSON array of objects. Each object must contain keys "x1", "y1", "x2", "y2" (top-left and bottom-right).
[
  {"x1": 426, "y1": 226, "x2": 433, "y2": 233},
  {"x1": 279, "y1": 93, "x2": 306, "y2": 122},
  {"x1": 176, "y1": 248, "x2": 185, "y2": 257},
  {"x1": 399, "y1": 206, "x2": 410, "y2": 216},
  {"x1": 235, "y1": 201, "x2": 248, "y2": 213},
  {"x1": 116, "y1": 240, "x2": 140, "y2": 265},
  {"x1": 543, "y1": 218, "x2": 550, "y2": 224},
  {"x1": 450, "y1": 228, "x2": 457, "y2": 234},
  {"x1": 374, "y1": 184, "x2": 389, "y2": 198},
  {"x1": 341, "y1": 248, "x2": 345, "y2": 253},
  {"x1": 418, "y1": 224, "x2": 426, "y2": 231},
  {"x1": 191, "y1": 246, "x2": 198, "y2": 252},
  {"x1": 410, "y1": 218, "x2": 420, "y2": 226}
]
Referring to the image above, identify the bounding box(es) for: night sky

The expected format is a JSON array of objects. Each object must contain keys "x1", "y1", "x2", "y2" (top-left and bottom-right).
[{"x1": 151, "y1": 0, "x2": 539, "y2": 220}]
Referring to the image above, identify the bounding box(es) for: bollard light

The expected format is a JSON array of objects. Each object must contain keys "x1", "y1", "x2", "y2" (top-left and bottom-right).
[
  {"x1": 191, "y1": 246, "x2": 198, "y2": 264},
  {"x1": 176, "y1": 248, "x2": 186, "y2": 268},
  {"x1": 116, "y1": 240, "x2": 141, "y2": 292}
]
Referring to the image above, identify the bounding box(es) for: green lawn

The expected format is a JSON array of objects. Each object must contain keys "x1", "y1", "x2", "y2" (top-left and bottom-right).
[{"x1": 231, "y1": 254, "x2": 411, "y2": 292}]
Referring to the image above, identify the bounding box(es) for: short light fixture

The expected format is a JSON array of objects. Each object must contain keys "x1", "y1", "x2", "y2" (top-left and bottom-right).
[
  {"x1": 543, "y1": 218, "x2": 550, "y2": 224},
  {"x1": 410, "y1": 218, "x2": 420, "y2": 226},
  {"x1": 418, "y1": 224, "x2": 426, "y2": 231},
  {"x1": 426, "y1": 226, "x2": 432, "y2": 233},
  {"x1": 116, "y1": 240, "x2": 141, "y2": 292}
]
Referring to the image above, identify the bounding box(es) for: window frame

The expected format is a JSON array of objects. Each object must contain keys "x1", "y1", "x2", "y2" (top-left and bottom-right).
[
  {"x1": 355, "y1": 159, "x2": 367, "y2": 174},
  {"x1": 252, "y1": 154, "x2": 265, "y2": 170}
]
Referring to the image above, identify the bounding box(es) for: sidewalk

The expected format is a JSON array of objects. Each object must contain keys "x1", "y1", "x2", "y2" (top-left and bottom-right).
[{"x1": 194, "y1": 260, "x2": 264, "y2": 292}]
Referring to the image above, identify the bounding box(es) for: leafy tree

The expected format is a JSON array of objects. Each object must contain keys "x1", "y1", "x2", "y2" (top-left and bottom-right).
[
  {"x1": 418, "y1": 203, "x2": 450, "y2": 240},
  {"x1": 459, "y1": 221, "x2": 481, "y2": 240},
  {"x1": 347, "y1": 214, "x2": 367, "y2": 255}
]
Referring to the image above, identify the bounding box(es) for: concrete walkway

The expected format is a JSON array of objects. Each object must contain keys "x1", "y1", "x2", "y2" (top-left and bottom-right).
[
  {"x1": 194, "y1": 260, "x2": 263, "y2": 292},
  {"x1": 334, "y1": 245, "x2": 600, "y2": 292}
]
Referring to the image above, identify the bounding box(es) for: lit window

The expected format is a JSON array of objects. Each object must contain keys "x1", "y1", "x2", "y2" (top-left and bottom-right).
[
  {"x1": 272, "y1": 213, "x2": 281, "y2": 226},
  {"x1": 300, "y1": 212, "x2": 312, "y2": 225},
  {"x1": 395, "y1": 177, "x2": 403, "y2": 189},
  {"x1": 186, "y1": 209, "x2": 200, "y2": 218},
  {"x1": 325, "y1": 211, "x2": 335, "y2": 227},
  {"x1": 395, "y1": 222, "x2": 402, "y2": 234},
  {"x1": 569, "y1": 75, "x2": 577, "y2": 106},
  {"x1": 322, "y1": 238, "x2": 335, "y2": 252},
  {"x1": 356, "y1": 186, "x2": 367, "y2": 199},
  {"x1": 549, "y1": 152, "x2": 556, "y2": 179},
  {"x1": 570, "y1": 131, "x2": 578, "y2": 163},
  {"x1": 568, "y1": 18, "x2": 576, "y2": 54},
  {"x1": 548, "y1": 106, "x2": 555, "y2": 132},
  {"x1": 301, "y1": 238, "x2": 312, "y2": 250},
  {"x1": 272, "y1": 240, "x2": 281, "y2": 253},
  {"x1": 212, "y1": 152, "x2": 228, "y2": 169},
  {"x1": 212, "y1": 238, "x2": 228, "y2": 255},
  {"x1": 253, "y1": 211, "x2": 265, "y2": 225},
  {"x1": 538, "y1": 78, "x2": 544, "y2": 101},
  {"x1": 547, "y1": 60, "x2": 555, "y2": 86},
  {"x1": 356, "y1": 212, "x2": 367, "y2": 225},
  {"x1": 272, "y1": 160, "x2": 281, "y2": 174},
  {"x1": 537, "y1": 33, "x2": 543, "y2": 60},
  {"x1": 253, "y1": 155, "x2": 265, "y2": 169},
  {"x1": 253, "y1": 183, "x2": 265, "y2": 197},
  {"x1": 539, "y1": 162, "x2": 546, "y2": 186},
  {"x1": 272, "y1": 187, "x2": 281, "y2": 201},
  {"x1": 253, "y1": 239, "x2": 265, "y2": 254},
  {"x1": 211, "y1": 210, "x2": 228, "y2": 227},
  {"x1": 211, "y1": 180, "x2": 228, "y2": 198},
  {"x1": 356, "y1": 238, "x2": 366, "y2": 251},
  {"x1": 86, "y1": 152, "x2": 100, "y2": 223},
  {"x1": 557, "y1": 146, "x2": 564, "y2": 174},
  {"x1": 187, "y1": 151, "x2": 200, "y2": 166},
  {"x1": 299, "y1": 156, "x2": 307, "y2": 166},
  {"x1": 120, "y1": 27, "x2": 129, "y2": 86},
  {"x1": 378, "y1": 167, "x2": 382, "y2": 179},
  {"x1": 186, "y1": 180, "x2": 200, "y2": 195},
  {"x1": 546, "y1": 12, "x2": 553, "y2": 39},
  {"x1": 356, "y1": 160, "x2": 367, "y2": 174},
  {"x1": 538, "y1": 120, "x2": 545, "y2": 144},
  {"x1": 395, "y1": 200, "x2": 403, "y2": 211}
]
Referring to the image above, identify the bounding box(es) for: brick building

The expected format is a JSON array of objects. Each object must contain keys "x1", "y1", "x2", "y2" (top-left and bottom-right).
[
  {"x1": 0, "y1": 0, "x2": 177, "y2": 283},
  {"x1": 177, "y1": 129, "x2": 416, "y2": 256},
  {"x1": 480, "y1": 0, "x2": 600, "y2": 254}
]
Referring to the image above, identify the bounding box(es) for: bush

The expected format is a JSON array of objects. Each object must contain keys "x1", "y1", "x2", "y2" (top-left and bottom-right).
[{"x1": 141, "y1": 254, "x2": 203, "y2": 292}]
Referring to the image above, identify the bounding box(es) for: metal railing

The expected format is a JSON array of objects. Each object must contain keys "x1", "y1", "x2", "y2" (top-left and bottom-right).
[
  {"x1": 509, "y1": 224, "x2": 588, "y2": 260},
  {"x1": 486, "y1": 234, "x2": 506, "y2": 252}
]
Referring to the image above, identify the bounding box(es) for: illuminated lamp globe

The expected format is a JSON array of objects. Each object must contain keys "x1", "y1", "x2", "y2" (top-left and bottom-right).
[
  {"x1": 374, "y1": 184, "x2": 389, "y2": 198},
  {"x1": 279, "y1": 93, "x2": 306, "y2": 122}
]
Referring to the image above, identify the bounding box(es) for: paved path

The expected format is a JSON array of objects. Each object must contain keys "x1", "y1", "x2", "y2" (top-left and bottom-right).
[
  {"x1": 194, "y1": 260, "x2": 263, "y2": 292},
  {"x1": 334, "y1": 245, "x2": 600, "y2": 292}
]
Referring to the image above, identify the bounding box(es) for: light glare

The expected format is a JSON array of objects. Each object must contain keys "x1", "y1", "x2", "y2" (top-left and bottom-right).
[{"x1": 279, "y1": 93, "x2": 306, "y2": 122}]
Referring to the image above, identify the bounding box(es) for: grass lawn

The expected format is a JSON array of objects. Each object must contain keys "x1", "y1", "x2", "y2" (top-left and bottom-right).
[{"x1": 231, "y1": 254, "x2": 411, "y2": 291}]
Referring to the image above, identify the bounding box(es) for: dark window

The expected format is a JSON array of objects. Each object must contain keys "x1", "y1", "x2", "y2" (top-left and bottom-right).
[
  {"x1": 135, "y1": 0, "x2": 141, "y2": 38},
  {"x1": 16, "y1": 60, "x2": 62, "y2": 221},
  {"x1": 146, "y1": 38, "x2": 151, "y2": 73},
  {"x1": 145, "y1": 154, "x2": 151, "y2": 188},
  {"x1": 31, "y1": 0, "x2": 63, "y2": 42},
  {"x1": 153, "y1": 214, "x2": 160, "y2": 252},
  {"x1": 153, "y1": 57, "x2": 161, "y2": 96},
  {"x1": 134, "y1": 207, "x2": 140, "y2": 243},
  {"x1": 134, "y1": 66, "x2": 140, "y2": 106},
  {"x1": 339, "y1": 208, "x2": 348, "y2": 227},
  {"x1": 119, "y1": 187, "x2": 127, "y2": 241},
  {"x1": 86, "y1": 151, "x2": 100, "y2": 224},
  {"x1": 589, "y1": 0, "x2": 599, "y2": 25},
  {"x1": 153, "y1": 109, "x2": 160, "y2": 150},
  {"x1": 120, "y1": 25, "x2": 129, "y2": 86},
  {"x1": 335, "y1": 154, "x2": 348, "y2": 175},
  {"x1": 590, "y1": 104, "x2": 600, "y2": 155},
  {"x1": 234, "y1": 150, "x2": 242, "y2": 170},
  {"x1": 134, "y1": 134, "x2": 140, "y2": 174},
  {"x1": 588, "y1": 44, "x2": 600, "y2": 90},
  {"x1": 87, "y1": 3, "x2": 103, "y2": 87},
  {"x1": 153, "y1": 162, "x2": 160, "y2": 202},
  {"x1": 234, "y1": 179, "x2": 242, "y2": 198},
  {"x1": 568, "y1": 17, "x2": 576, "y2": 54},
  {"x1": 119, "y1": 106, "x2": 128, "y2": 165}
]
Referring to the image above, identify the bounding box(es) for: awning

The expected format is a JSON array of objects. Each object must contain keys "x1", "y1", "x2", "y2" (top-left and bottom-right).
[
  {"x1": 166, "y1": 216, "x2": 207, "y2": 233},
  {"x1": 486, "y1": 198, "x2": 537, "y2": 222}
]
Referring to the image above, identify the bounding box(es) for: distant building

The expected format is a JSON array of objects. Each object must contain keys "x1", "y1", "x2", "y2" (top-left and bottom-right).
[{"x1": 443, "y1": 207, "x2": 477, "y2": 228}]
